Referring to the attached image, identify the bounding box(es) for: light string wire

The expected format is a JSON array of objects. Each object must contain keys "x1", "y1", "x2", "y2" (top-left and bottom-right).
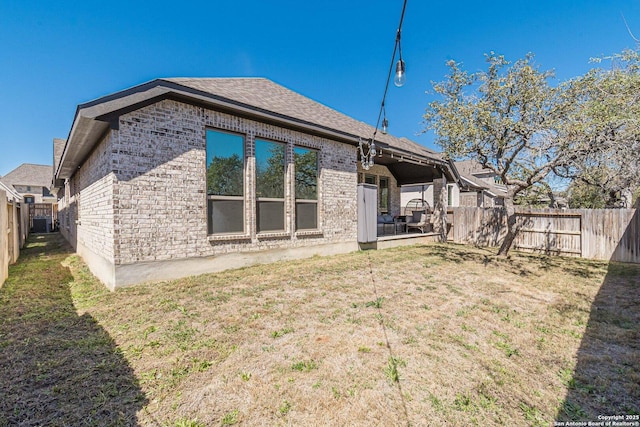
[
  {"x1": 372, "y1": 0, "x2": 408, "y2": 142},
  {"x1": 360, "y1": 0, "x2": 408, "y2": 170}
]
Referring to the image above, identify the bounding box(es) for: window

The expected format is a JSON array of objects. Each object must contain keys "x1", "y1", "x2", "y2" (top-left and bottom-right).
[
  {"x1": 447, "y1": 184, "x2": 454, "y2": 206},
  {"x1": 256, "y1": 139, "x2": 285, "y2": 232},
  {"x1": 379, "y1": 177, "x2": 389, "y2": 214},
  {"x1": 206, "y1": 129, "x2": 245, "y2": 234},
  {"x1": 294, "y1": 147, "x2": 318, "y2": 230},
  {"x1": 42, "y1": 187, "x2": 51, "y2": 197},
  {"x1": 24, "y1": 196, "x2": 34, "y2": 204},
  {"x1": 364, "y1": 174, "x2": 376, "y2": 185}
]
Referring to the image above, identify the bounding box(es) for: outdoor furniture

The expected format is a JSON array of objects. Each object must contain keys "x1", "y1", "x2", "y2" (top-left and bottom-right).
[
  {"x1": 394, "y1": 216, "x2": 407, "y2": 234},
  {"x1": 377, "y1": 214, "x2": 395, "y2": 236},
  {"x1": 404, "y1": 198, "x2": 430, "y2": 216},
  {"x1": 406, "y1": 210, "x2": 431, "y2": 233}
]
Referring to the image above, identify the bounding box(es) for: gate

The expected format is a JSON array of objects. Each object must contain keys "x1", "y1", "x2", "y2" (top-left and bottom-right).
[{"x1": 29, "y1": 203, "x2": 54, "y2": 233}]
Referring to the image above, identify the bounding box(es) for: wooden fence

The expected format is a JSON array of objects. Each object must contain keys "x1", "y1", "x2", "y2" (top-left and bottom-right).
[
  {"x1": 450, "y1": 207, "x2": 640, "y2": 263},
  {"x1": 1, "y1": 190, "x2": 29, "y2": 286}
]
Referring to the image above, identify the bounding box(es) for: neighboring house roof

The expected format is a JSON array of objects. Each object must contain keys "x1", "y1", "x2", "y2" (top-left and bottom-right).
[
  {"x1": 53, "y1": 138, "x2": 65, "y2": 181},
  {"x1": 0, "y1": 164, "x2": 53, "y2": 190},
  {"x1": 0, "y1": 180, "x2": 21, "y2": 202},
  {"x1": 454, "y1": 160, "x2": 507, "y2": 198},
  {"x1": 55, "y1": 78, "x2": 453, "y2": 183},
  {"x1": 455, "y1": 159, "x2": 494, "y2": 176}
]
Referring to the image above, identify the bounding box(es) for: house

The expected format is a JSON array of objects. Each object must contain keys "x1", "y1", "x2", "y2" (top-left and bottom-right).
[
  {"x1": 401, "y1": 160, "x2": 506, "y2": 210},
  {"x1": 53, "y1": 78, "x2": 457, "y2": 289},
  {"x1": 453, "y1": 160, "x2": 507, "y2": 207},
  {"x1": 0, "y1": 163, "x2": 58, "y2": 233}
]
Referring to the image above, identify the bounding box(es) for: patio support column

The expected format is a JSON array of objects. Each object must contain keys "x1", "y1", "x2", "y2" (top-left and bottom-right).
[{"x1": 432, "y1": 176, "x2": 447, "y2": 242}]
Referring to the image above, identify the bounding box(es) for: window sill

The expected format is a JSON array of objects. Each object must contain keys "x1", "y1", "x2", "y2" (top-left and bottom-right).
[
  {"x1": 295, "y1": 229, "x2": 323, "y2": 237},
  {"x1": 208, "y1": 233, "x2": 251, "y2": 242},
  {"x1": 256, "y1": 231, "x2": 290, "y2": 239}
]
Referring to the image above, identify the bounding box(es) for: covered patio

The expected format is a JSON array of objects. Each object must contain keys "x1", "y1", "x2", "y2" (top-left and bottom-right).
[{"x1": 356, "y1": 138, "x2": 459, "y2": 247}]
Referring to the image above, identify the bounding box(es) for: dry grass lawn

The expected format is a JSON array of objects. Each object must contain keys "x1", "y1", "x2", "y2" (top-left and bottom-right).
[{"x1": 1, "y1": 233, "x2": 639, "y2": 426}]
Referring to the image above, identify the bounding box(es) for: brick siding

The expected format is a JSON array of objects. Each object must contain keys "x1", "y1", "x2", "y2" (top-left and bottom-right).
[
  {"x1": 58, "y1": 131, "x2": 116, "y2": 262},
  {"x1": 94, "y1": 99, "x2": 360, "y2": 265}
]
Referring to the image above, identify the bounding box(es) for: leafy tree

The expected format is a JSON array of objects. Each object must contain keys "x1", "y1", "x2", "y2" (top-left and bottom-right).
[
  {"x1": 553, "y1": 49, "x2": 640, "y2": 208},
  {"x1": 295, "y1": 149, "x2": 318, "y2": 200},
  {"x1": 424, "y1": 53, "x2": 573, "y2": 256},
  {"x1": 514, "y1": 181, "x2": 557, "y2": 208},
  {"x1": 207, "y1": 154, "x2": 243, "y2": 196},
  {"x1": 256, "y1": 142, "x2": 285, "y2": 198},
  {"x1": 565, "y1": 179, "x2": 607, "y2": 209}
]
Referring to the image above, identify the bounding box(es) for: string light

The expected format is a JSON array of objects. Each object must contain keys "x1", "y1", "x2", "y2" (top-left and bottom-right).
[
  {"x1": 359, "y1": 0, "x2": 408, "y2": 170},
  {"x1": 381, "y1": 101, "x2": 389, "y2": 135},
  {"x1": 394, "y1": 59, "x2": 406, "y2": 87}
]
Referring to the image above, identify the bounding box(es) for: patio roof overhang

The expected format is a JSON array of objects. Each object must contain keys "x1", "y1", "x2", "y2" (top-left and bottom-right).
[{"x1": 367, "y1": 146, "x2": 458, "y2": 186}]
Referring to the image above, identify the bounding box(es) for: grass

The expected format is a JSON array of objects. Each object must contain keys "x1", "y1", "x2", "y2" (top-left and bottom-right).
[{"x1": 1, "y1": 233, "x2": 639, "y2": 425}]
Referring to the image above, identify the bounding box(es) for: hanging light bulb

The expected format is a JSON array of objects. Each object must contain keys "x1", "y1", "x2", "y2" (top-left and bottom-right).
[
  {"x1": 394, "y1": 58, "x2": 406, "y2": 87},
  {"x1": 358, "y1": 137, "x2": 376, "y2": 170},
  {"x1": 381, "y1": 118, "x2": 389, "y2": 134}
]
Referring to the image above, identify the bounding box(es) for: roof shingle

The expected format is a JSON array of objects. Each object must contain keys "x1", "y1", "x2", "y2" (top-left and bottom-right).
[
  {"x1": 163, "y1": 78, "x2": 441, "y2": 160},
  {"x1": 0, "y1": 164, "x2": 53, "y2": 188}
]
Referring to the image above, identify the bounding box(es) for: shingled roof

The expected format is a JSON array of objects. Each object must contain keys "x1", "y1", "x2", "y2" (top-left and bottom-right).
[
  {"x1": 0, "y1": 180, "x2": 21, "y2": 202},
  {"x1": 0, "y1": 164, "x2": 53, "y2": 189},
  {"x1": 55, "y1": 77, "x2": 452, "y2": 183},
  {"x1": 164, "y1": 78, "x2": 440, "y2": 157},
  {"x1": 454, "y1": 160, "x2": 507, "y2": 197}
]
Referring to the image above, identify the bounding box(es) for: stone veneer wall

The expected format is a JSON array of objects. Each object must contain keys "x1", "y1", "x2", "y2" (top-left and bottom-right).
[{"x1": 111, "y1": 99, "x2": 358, "y2": 265}]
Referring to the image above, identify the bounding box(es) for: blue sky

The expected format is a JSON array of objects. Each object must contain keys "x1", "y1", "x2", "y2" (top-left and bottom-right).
[{"x1": 1, "y1": 0, "x2": 639, "y2": 176}]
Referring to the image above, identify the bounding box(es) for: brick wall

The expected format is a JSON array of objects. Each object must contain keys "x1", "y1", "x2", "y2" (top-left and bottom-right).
[
  {"x1": 111, "y1": 99, "x2": 358, "y2": 265},
  {"x1": 58, "y1": 131, "x2": 116, "y2": 262}
]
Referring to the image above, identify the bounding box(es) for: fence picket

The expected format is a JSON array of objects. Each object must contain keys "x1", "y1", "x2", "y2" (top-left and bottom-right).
[{"x1": 450, "y1": 207, "x2": 639, "y2": 263}]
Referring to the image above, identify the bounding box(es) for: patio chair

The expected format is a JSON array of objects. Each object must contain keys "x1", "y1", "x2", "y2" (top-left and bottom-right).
[
  {"x1": 406, "y1": 210, "x2": 431, "y2": 233},
  {"x1": 404, "y1": 198, "x2": 430, "y2": 216}
]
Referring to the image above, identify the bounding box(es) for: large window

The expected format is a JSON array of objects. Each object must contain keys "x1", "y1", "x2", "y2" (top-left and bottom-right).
[
  {"x1": 256, "y1": 139, "x2": 285, "y2": 232},
  {"x1": 294, "y1": 147, "x2": 318, "y2": 230},
  {"x1": 206, "y1": 129, "x2": 245, "y2": 234}
]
